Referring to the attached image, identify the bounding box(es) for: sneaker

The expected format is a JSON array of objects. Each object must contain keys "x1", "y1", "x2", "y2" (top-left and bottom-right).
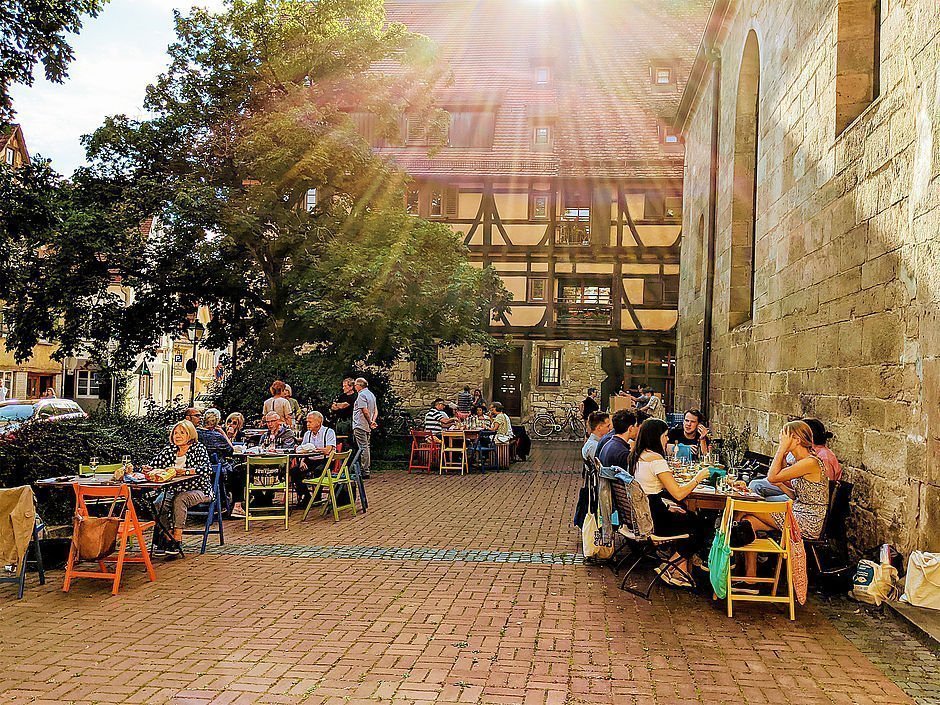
[
  {"x1": 661, "y1": 569, "x2": 694, "y2": 589},
  {"x1": 152, "y1": 546, "x2": 166, "y2": 557},
  {"x1": 230, "y1": 507, "x2": 246, "y2": 519}
]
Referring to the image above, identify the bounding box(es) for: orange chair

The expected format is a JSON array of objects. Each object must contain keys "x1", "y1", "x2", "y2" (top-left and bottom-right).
[
  {"x1": 63, "y1": 484, "x2": 156, "y2": 596},
  {"x1": 409, "y1": 430, "x2": 439, "y2": 473}
]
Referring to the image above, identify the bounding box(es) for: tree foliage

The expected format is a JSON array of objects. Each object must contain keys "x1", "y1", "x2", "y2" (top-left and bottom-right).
[
  {"x1": 0, "y1": 0, "x2": 108, "y2": 124},
  {"x1": 1, "y1": 0, "x2": 509, "y2": 371}
]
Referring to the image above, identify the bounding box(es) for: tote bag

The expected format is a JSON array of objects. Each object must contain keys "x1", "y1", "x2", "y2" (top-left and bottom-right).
[
  {"x1": 901, "y1": 551, "x2": 940, "y2": 610},
  {"x1": 581, "y1": 512, "x2": 614, "y2": 560}
]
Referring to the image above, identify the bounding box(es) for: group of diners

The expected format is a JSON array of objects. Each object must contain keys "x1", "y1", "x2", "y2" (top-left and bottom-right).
[
  {"x1": 582, "y1": 407, "x2": 841, "y2": 589},
  {"x1": 423, "y1": 391, "x2": 514, "y2": 443}
]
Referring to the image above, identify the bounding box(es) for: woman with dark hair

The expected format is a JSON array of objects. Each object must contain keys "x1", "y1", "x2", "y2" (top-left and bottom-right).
[
  {"x1": 470, "y1": 389, "x2": 487, "y2": 414},
  {"x1": 627, "y1": 418, "x2": 709, "y2": 587},
  {"x1": 802, "y1": 417, "x2": 842, "y2": 481}
]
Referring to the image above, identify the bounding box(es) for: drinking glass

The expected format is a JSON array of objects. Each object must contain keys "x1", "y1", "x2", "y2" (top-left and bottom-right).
[{"x1": 89, "y1": 456, "x2": 99, "y2": 475}]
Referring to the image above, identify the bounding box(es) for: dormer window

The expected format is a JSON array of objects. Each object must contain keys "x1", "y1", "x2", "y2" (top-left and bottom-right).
[
  {"x1": 535, "y1": 66, "x2": 552, "y2": 86},
  {"x1": 659, "y1": 124, "x2": 682, "y2": 145},
  {"x1": 653, "y1": 67, "x2": 673, "y2": 85},
  {"x1": 533, "y1": 126, "x2": 552, "y2": 145}
]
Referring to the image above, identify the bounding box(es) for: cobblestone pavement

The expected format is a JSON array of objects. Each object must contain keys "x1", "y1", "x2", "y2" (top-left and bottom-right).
[{"x1": 0, "y1": 443, "x2": 929, "y2": 705}]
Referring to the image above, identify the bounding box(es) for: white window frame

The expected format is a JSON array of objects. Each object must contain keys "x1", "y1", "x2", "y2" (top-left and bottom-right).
[
  {"x1": 0, "y1": 371, "x2": 13, "y2": 393},
  {"x1": 535, "y1": 66, "x2": 552, "y2": 85},
  {"x1": 533, "y1": 126, "x2": 551, "y2": 145},
  {"x1": 654, "y1": 67, "x2": 673, "y2": 85},
  {"x1": 4, "y1": 148, "x2": 14, "y2": 165},
  {"x1": 76, "y1": 370, "x2": 100, "y2": 398}
]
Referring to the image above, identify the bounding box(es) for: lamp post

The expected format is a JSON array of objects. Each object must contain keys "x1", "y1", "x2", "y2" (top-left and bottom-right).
[{"x1": 185, "y1": 305, "x2": 211, "y2": 407}]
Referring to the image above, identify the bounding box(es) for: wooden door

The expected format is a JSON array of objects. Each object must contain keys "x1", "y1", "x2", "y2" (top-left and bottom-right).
[{"x1": 492, "y1": 348, "x2": 523, "y2": 417}]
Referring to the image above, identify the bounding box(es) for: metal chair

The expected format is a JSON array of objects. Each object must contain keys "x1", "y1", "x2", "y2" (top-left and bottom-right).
[
  {"x1": 469, "y1": 430, "x2": 499, "y2": 473},
  {"x1": 0, "y1": 487, "x2": 45, "y2": 599},
  {"x1": 182, "y1": 462, "x2": 225, "y2": 554},
  {"x1": 245, "y1": 455, "x2": 290, "y2": 530}
]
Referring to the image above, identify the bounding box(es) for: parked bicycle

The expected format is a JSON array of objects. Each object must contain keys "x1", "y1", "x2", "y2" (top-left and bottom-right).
[{"x1": 531, "y1": 405, "x2": 586, "y2": 440}]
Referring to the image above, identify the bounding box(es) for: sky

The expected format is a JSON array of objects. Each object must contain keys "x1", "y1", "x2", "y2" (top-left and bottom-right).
[{"x1": 9, "y1": 0, "x2": 226, "y2": 176}]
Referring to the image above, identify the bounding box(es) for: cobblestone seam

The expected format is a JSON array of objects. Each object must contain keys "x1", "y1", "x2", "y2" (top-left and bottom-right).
[{"x1": 196, "y1": 542, "x2": 585, "y2": 565}]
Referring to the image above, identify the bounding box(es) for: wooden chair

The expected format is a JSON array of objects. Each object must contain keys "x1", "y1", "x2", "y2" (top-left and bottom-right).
[
  {"x1": 0, "y1": 486, "x2": 45, "y2": 599},
  {"x1": 63, "y1": 484, "x2": 155, "y2": 596},
  {"x1": 302, "y1": 450, "x2": 356, "y2": 521},
  {"x1": 182, "y1": 462, "x2": 225, "y2": 554},
  {"x1": 245, "y1": 455, "x2": 290, "y2": 530},
  {"x1": 408, "y1": 430, "x2": 439, "y2": 473},
  {"x1": 723, "y1": 498, "x2": 796, "y2": 620},
  {"x1": 440, "y1": 431, "x2": 467, "y2": 475}
]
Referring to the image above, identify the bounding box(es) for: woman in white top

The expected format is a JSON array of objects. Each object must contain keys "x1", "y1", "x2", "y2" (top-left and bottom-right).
[
  {"x1": 628, "y1": 418, "x2": 709, "y2": 588},
  {"x1": 263, "y1": 380, "x2": 294, "y2": 427}
]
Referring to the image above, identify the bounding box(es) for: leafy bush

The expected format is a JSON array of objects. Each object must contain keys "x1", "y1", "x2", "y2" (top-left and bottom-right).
[{"x1": 0, "y1": 405, "x2": 184, "y2": 524}]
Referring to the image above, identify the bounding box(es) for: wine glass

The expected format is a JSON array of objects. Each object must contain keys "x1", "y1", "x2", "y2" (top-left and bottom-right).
[{"x1": 88, "y1": 456, "x2": 99, "y2": 475}]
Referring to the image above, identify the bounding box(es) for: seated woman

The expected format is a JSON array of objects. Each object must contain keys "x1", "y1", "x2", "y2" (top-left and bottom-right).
[
  {"x1": 199, "y1": 408, "x2": 234, "y2": 460},
  {"x1": 146, "y1": 420, "x2": 213, "y2": 556},
  {"x1": 628, "y1": 418, "x2": 709, "y2": 588},
  {"x1": 470, "y1": 389, "x2": 487, "y2": 414},
  {"x1": 467, "y1": 405, "x2": 489, "y2": 430},
  {"x1": 489, "y1": 402, "x2": 514, "y2": 444},
  {"x1": 737, "y1": 420, "x2": 829, "y2": 578},
  {"x1": 225, "y1": 412, "x2": 246, "y2": 444}
]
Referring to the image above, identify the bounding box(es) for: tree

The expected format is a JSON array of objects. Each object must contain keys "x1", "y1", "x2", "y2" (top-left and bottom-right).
[
  {"x1": 2, "y1": 0, "x2": 509, "y2": 371},
  {"x1": 0, "y1": 0, "x2": 109, "y2": 124}
]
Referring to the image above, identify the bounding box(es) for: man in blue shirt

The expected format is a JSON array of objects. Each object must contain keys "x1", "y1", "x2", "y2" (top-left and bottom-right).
[
  {"x1": 581, "y1": 411, "x2": 611, "y2": 463},
  {"x1": 597, "y1": 410, "x2": 642, "y2": 471}
]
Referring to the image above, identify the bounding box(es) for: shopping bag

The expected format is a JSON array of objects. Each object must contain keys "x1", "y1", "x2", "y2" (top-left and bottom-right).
[
  {"x1": 901, "y1": 551, "x2": 940, "y2": 610},
  {"x1": 787, "y1": 505, "x2": 808, "y2": 605},
  {"x1": 709, "y1": 529, "x2": 730, "y2": 599},
  {"x1": 72, "y1": 514, "x2": 121, "y2": 561},
  {"x1": 853, "y1": 559, "x2": 900, "y2": 606},
  {"x1": 581, "y1": 512, "x2": 614, "y2": 560}
]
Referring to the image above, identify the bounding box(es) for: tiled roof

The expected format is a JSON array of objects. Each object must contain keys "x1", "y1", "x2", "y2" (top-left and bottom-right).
[{"x1": 381, "y1": 0, "x2": 709, "y2": 180}]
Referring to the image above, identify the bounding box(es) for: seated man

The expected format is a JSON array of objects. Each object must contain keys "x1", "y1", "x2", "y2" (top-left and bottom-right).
[
  {"x1": 597, "y1": 410, "x2": 641, "y2": 471},
  {"x1": 582, "y1": 411, "x2": 612, "y2": 464},
  {"x1": 666, "y1": 409, "x2": 710, "y2": 460},
  {"x1": 424, "y1": 398, "x2": 455, "y2": 437},
  {"x1": 260, "y1": 411, "x2": 297, "y2": 452},
  {"x1": 291, "y1": 411, "x2": 337, "y2": 508}
]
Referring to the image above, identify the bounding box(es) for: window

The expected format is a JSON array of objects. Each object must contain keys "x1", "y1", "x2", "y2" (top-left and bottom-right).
[
  {"x1": 531, "y1": 193, "x2": 549, "y2": 220},
  {"x1": 653, "y1": 67, "x2": 673, "y2": 85},
  {"x1": 643, "y1": 275, "x2": 680, "y2": 307},
  {"x1": 660, "y1": 125, "x2": 682, "y2": 145},
  {"x1": 533, "y1": 126, "x2": 551, "y2": 145},
  {"x1": 836, "y1": 0, "x2": 882, "y2": 134},
  {"x1": 4, "y1": 148, "x2": 14, "y2": 165},
  {"x1": 556, "y1": 280, "x2": 612, "y2": 325},
  {"x1": 535, "y1": 66, "x2": 552, "y2": 85},
  {"x1": 406, "y1": 188, "x2": 420, "y2": 215},
  {"x1": 305, "y1": 188, "x2": 317, "y2": 212},
  {"x1": 429, "y1": 190, "x2": 443, "y2": 218},
  {"x1": 0, "y1": 371, "x2": 13, "y2": 393},
  {"x1": 664, "y1": 196, "x2": 682, "y2": 219},
  {"x1": 557, "y1": 192, "x2": 591, "y2": 245},
  {"x1": 448, "y1": 112, "x2": 496, "y2": 148},
  {"x1": 644, "y1": 193, "x2": 665, "y2": 221},
  {"x1": 404, "y1": 116, "x2": 428, "y2": 146},
  {"x1": 413, "y1": 345, "x2": 441, "y2": 383},
  {"x1": 76, "y1": 371, "x2": 100, "y2": 398},
  {"x1": 538, "y1": 348, "x2": 561, "y2": 386},
  {"x1": 528, "y1": 278, "x2": 547, "y2": 302}
]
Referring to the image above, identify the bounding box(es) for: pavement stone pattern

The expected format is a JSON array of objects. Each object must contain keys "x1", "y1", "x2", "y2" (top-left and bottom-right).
[{"x1": 0, "y1": 442, "x2": 928, "y2": 704}]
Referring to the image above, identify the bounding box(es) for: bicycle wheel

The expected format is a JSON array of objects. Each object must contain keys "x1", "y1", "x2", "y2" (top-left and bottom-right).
[
  {"x1": 532, "y1": 415, "x2": 557, "y2": 438},
  {"x1": 569, "y1": 416, "x2": 586, "y2": 439}
]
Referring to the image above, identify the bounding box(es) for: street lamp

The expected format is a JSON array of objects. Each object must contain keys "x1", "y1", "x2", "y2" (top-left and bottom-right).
[{"x1": 185, "y1": 305, "x2": 211, "y2": 406}]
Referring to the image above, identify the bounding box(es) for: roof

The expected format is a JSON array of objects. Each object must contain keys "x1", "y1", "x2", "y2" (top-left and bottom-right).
[
  {"x1": 380, "y1": 0, "x2": 710, "y2": 180},
  {"x1": 1, "y1": 124, "x2": 30, "y2": 165}
]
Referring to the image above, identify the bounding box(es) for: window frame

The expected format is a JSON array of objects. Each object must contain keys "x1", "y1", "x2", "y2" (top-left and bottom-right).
[
  {"x1": 528, "y1": 278, "x2": 547, "y2": 302},
  {"x1": 305, "y1": 188, "x2": 317, "y2": 212},
  {"x1": 405, "y1": 188, "x2": 420, "y2": 216},
  {"x1": 530, "y1": 192, "x2": 550, "y2": 220},
  {"x1": 653, "y1": 66, "x2": 674, "y2": 85},
  {"x1": 535, "y1": 66, "x2": 552, "y2": 86},
  {"x1": 533, "y1": 126, "x2": 552, "y2": 146},
  {"x1": 76, "y1": 370, "x2": 100, "y2": 398},
  {"x1": 429, "y1": 190, "x2": 444, "y2": 218},
  {"x1": 4, "y1": 148, "x2": 14, "y2": 165},
  {"x1": 537, "y1": 347, "x2": 562, "y2": 387},
  {"x1": 413, "y1": 345, "x2": 441, "y2": 383}
]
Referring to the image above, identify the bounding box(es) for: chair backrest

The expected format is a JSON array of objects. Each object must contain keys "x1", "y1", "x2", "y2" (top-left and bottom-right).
[
  {"x1": 726, "y1": 498, "x2": 792, "y2": 546},
  {"x1": 823, "y1": 480, "x2": 853, "y2": 541},
  {"x1": 331, "y1": 450, "x2": 352, "y2": 475},
  {"x1": 210, "y1": 462, "x2": 222, "y2": 497},
  {"x1": 247, "y1": 455, "x2": 289, "y2": 468},
  {"x1": 73, "y1": 483, "x2": 135, "y2": 520},
  {"x1": 442, "y1": 430, "x2": 465, "y2": 448},
  {"x1": 609, "y1": 476, "x2": 654, "y2": 539},
  {"x1": 78, "y1": 463, "x2": 123, "y2": 477}
]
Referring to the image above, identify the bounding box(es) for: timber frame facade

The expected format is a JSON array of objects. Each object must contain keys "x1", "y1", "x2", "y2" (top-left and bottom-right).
[{"x1": 381, "y1": 0, "x2": 708, "y2": 418}]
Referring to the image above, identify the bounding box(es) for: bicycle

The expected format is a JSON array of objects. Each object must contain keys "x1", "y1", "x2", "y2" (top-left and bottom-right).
[{"x1": 531, "y1": 405, "x2": 586, "y2": 440}]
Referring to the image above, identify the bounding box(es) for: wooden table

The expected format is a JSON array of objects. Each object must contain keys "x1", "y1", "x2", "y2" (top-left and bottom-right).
[{"x1": 685, "y1": 484, "x2": 763, "y2": 512}]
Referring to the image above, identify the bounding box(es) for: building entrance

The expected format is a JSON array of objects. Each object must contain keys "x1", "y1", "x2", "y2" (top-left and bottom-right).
[{"x1": 492, "y1": 348, "x2": 523, "y2": 417}]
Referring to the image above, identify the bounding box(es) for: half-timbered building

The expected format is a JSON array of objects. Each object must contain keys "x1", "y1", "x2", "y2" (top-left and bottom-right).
[{"x1": 381, "y1": 0, "x2": 708, "y2": 419}]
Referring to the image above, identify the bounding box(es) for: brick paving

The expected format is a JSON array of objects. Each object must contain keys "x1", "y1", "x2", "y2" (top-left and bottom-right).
[{"x1": 0, "y1": 442, "x2": 928, "y2": 705}]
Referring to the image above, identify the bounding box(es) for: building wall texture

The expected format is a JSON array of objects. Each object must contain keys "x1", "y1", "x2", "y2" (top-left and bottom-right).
[{"x1": 676, "y1": 0, "x2": 940, "y2": 552}]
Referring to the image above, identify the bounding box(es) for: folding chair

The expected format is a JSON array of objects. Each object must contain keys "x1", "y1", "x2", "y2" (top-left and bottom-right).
[
  {"x1": 0, "y1": 486, "x2": 46, "y2": 599},
  {"x1": 440, "y1": 431, "x2": 467, "y2": 475},
  {"x1": 469, "y1": 430, "x2": 499, "y2": 473},
  {"x1": 245, "y1": 455, "x2": 290, "y2": 530},
  {"x1": 723, "y1": 499, "x2": 796, "y2": 620},
  {"x1": 349, "y1": 448, "x2": 368, "y2": 512},
  {"x1": 609, "y1": 474, "x2": 694, "y2": 600},
  {"x1": 409, "y1": 430, "x2": 439, "y2": 473},
  {"x1": 182, "y1": 462, "x2": 225, "y2": 554},
  {"x1": 302, "y1": 450, "x2": 356, "y2": 521},
  {"x1": 63, "y1": 484, "x2": 155, "y2": 596}
]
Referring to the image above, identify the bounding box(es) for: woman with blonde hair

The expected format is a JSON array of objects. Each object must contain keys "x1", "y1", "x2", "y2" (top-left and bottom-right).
[
  {"x1": 737, "y1": 420, "x2": 829, "y2": 578},
  {"x1": 145, "y1": 420, "x2": 213, "y2": 556}
]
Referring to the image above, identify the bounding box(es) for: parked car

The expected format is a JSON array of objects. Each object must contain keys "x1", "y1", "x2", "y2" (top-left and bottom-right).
[{"x1": 0, "y1": 398, "x2": 88, "y2": 439}]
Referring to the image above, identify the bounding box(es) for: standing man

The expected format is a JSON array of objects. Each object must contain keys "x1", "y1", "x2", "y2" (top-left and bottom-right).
[
  {"x1": 353, "y1": 377, "x2": 378, "y2": 478},
  {"x1": 330, "y1": 377, "x2": 358, "y2": 444},
  {"x1": 456, "y1": 385, "x2": 473, "y2": 414},
  {"x1": 580, "y1": 388, "x2": 600, "y2": 437}
]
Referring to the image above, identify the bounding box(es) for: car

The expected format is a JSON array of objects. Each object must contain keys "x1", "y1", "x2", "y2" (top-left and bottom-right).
[{"x1": 0, "y1": 398, "x2": 88, "y2": 438}]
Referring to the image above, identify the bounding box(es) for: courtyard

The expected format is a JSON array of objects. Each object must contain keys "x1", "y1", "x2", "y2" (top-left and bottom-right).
[{"x1": 1, "y1": 443, "x2": 935, "y2": 705}]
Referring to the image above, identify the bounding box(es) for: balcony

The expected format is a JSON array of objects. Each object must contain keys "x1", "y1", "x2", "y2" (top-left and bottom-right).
[
  {"x1": 555, "y1": 302, "x2": 613, "y2": 326},
  {"x1": 555, "y1": 219, "x2": 591, "y2": 246}
]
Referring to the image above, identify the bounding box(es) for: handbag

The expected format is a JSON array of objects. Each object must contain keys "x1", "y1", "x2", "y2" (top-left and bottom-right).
[
  {"x1": 71, "y1": 499, "x2": 122, "y2": 562},
  {"x1": 901, "y1": 551, "x2": 940, "y2": 610},
  {"x1": 729, "y1": 520, "x2": 756, "y2": 548},
  {"x1": 853, "y1": 559, "x2": 900, "y2": 606},
  {"x1": 786, "y1": 506, "x2": 808, "y2": 605},
  {"x1": 581, "y1": 512, "x2": 614, "y2": 560}
]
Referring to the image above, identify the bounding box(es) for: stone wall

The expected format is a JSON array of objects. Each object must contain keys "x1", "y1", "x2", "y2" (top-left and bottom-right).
[
  {"x1": 676, "y1": 0, "x2": 940, "y2": 552},
  {"x1": 389, "y1": 340, "x2": 608, "y2": 422}
]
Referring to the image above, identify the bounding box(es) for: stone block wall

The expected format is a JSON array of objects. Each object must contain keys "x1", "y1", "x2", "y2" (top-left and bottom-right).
[
  {"x1": 676, "y1": 0, "x2": 940, "y2": 552},
  {"x1": 388, "y1": 344, "x2": 489, "y2": 413}
]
